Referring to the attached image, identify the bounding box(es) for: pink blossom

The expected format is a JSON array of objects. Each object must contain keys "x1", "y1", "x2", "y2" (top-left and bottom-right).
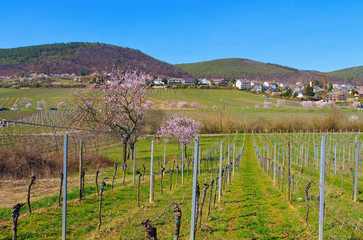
[
  {"x1": 254, "y1": 104, "x2": 259, "y2": 109},
  {"x1": 263, "y1": 101, "x2": 272, "y2": 109},
  {"x1": 25, "y1": 103, "x2": 32, "y2": 109},
  {"x1": 315, "y1": 101, "x2": 326, "y2": 109},
  {"x1": 300, "y1": 101, "x2": 313, "y2": 109},
  {"x1": 212, "y1": 105, "x2": 218, "y2": 109},
  {"x1": 190, "y1": 102, "x2": 199, "y2": 108},
  {"x1": 169, "y1": 102, "x2": 176, "y2": 108},
  {"x1": 76, "y1": 71, "x2": 150, "y2": 136},
  {"x1": 351, "y1": 101, "x2": 361, "y2": 108},
  {"x1": 58, "y1": 102, "x2": 67, "y2": 108},
  {"x1": 157, "y1": 116, "x2": 203, "y2": 145},
  {"x1": 177, "y1": 101, "x2": 188, "y2": 108},
  {"x1": 145, "y1": 100, "x2": 154, "y2": 108}
]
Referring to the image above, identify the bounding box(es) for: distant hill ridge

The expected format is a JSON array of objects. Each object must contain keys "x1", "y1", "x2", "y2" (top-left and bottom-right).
[
  {"x1": 0, "y1": 42, "x2": 195, "y2": 78},
  {"x1": 0, "y1": 43, "x2": 362, "y2": 85},
  {"x1": 175, "y1": 58, "x2": 363, "y2": 85}
]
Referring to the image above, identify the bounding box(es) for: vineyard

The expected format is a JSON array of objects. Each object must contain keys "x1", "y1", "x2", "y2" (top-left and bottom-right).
[
  {"x1": 0, "y1": 87, "x2": 362, "y2": 239},
  {"x1": 0, "y1": 121, "x2": 362, "y2": 239}
]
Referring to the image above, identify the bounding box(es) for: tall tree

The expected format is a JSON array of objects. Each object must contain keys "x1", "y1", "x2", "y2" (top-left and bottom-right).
[{"x1": 75, "y1": 71, "x2": 151, "y2": 176}]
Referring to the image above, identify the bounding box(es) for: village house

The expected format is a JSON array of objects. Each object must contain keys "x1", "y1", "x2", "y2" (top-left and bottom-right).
[{"x1": 327, "y1": 89, "x2": 347, "y2": 101}]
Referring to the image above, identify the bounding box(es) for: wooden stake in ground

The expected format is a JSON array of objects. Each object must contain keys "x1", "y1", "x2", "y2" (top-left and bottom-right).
[
  {"x1": 123, "y1": 162, "x2": 127, "y2": 185},
  {"x1": 59, "y1": 173, "x2": 63, "y2": 207},
  {"x1": 81, "y1": 171, "x2": 85, "y2": 193},
  {"x1": 112, "y1": 163, "x2": 117, "y2": 189},
  {"x1": 27, "y1": 175, "x2": 36, "y2": 215},
  {"x1": 176, "y1": 165, "x2": 179, "y2": 188},
  {"x1": 11, "y1": 202, "x2": 25, "y2": 240},
  {"x1": 304, "y1": 181, "x2": 311, "y2": 225},
  {"x1": 137, "y1": 171, "x2": 142, "y2": 207},
  {"x1": 98, "y1": 179, "x2": 106, "y2": 230},
  {"x1": 143, "y1": 164, "x2": 146, "y2": 181},
  {"x1": 194, "y1": 182, "x2": 200, "y2": 235},
  {"x1": 96, "y1": 169, "x2": 100, "y2": 195},
  {"x1": 199, "y1": 183, "x2": 209, "y2": 230},
  {"x1": 160, "y1": 167, "x2": 165, "y2": 194},
  {"x1": 207, "y1": 179, "x2": 214, "y2": 216},
  {"x1": 141, "y1": 219, "x2": 157, "y2": 240},
  {"x1": 173, "y1": 204, "x2": 182, "y2": 240}
]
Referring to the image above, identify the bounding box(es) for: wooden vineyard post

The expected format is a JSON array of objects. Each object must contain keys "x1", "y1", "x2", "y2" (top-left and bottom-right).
[
  {"x1": 305, "y1": 181, "x2": 311, "y2": 225},
  {"x1": 59, "y1": 173, "x2": 63, "y2": 206}
]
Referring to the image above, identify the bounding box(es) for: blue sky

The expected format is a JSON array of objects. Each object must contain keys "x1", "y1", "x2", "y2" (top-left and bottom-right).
[{"x1": 1, "y1": 0, "x2": 362, "y2": 72}]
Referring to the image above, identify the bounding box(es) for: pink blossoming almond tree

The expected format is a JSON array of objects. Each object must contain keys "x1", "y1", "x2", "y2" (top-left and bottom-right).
[
  {"x1": 157, "y1": 116, "x2": 203, "y2": 158},
  {"x1": 75, "y1": 71, "x2": 151, "y2": 183}
]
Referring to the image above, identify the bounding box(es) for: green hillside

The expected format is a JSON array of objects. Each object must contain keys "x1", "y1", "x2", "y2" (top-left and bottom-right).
[
  {"x1": 328, "y1": 65, "x2": 363, "y2": 80},
  {"x1": 0, "y1": 42, "x2": 95, "y2": 64},
  {"x1": 175, "y1": 58, "x2": 301, "y2": 80},
  {"x1": 0, "y1": 42, "x2": 194, "y2": 78}
]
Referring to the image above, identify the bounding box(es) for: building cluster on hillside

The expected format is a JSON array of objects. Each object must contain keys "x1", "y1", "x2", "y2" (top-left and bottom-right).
[
  {"x1": 150, "y1": 76, "x2": 362, "y2": 102},
  {"x1": 1, "y1": 72, "x2": 362, "y2": 102}
]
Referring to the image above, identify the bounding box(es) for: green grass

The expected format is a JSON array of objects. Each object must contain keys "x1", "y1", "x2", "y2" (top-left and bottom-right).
[{"x1": 2, "y1": 134, "x2": 360, "y2": 239}]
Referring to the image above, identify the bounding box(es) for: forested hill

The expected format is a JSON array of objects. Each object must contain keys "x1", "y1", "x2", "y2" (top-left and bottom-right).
[
  {"x1": 175, "y1": 58, "x2": 363, "y2": 85},
  {"x1": 0, "y1": 42, "x2": 195, "y2": 78}
]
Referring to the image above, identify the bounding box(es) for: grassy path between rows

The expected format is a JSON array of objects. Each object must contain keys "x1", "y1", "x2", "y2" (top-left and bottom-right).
[{"x1": 203, "y1": 135, "x2": 310, "y2": 239}]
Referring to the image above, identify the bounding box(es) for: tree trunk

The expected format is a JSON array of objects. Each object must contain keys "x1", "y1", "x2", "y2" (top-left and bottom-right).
[
  {"x1": 199, "y1": 183, "x2": 209, "y2": 230},
  {"x1": 98, "y1": 180, "x2": 106, "y2": 230},
  {"x1": 27, "y1": 175, "x2": 36, "y2": 215},
  {"x1": 96, "y1": 169, "x2": 100, "y2": 195},
  {"x1": 58, "y1": 173, "x2": 63, "y2": 206},
  {"x1": 141, "y1": 219, "x2": 157, "y2": 240},
  {"x1": 12, "y1": 203, "x2": 25, "y2": 240},
  {"x1": 173, "y1": 205, "x2": 182, "y2": 240},
  {"x1": 123, "y1": 138, "x2": 128, "y2": 184}
]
